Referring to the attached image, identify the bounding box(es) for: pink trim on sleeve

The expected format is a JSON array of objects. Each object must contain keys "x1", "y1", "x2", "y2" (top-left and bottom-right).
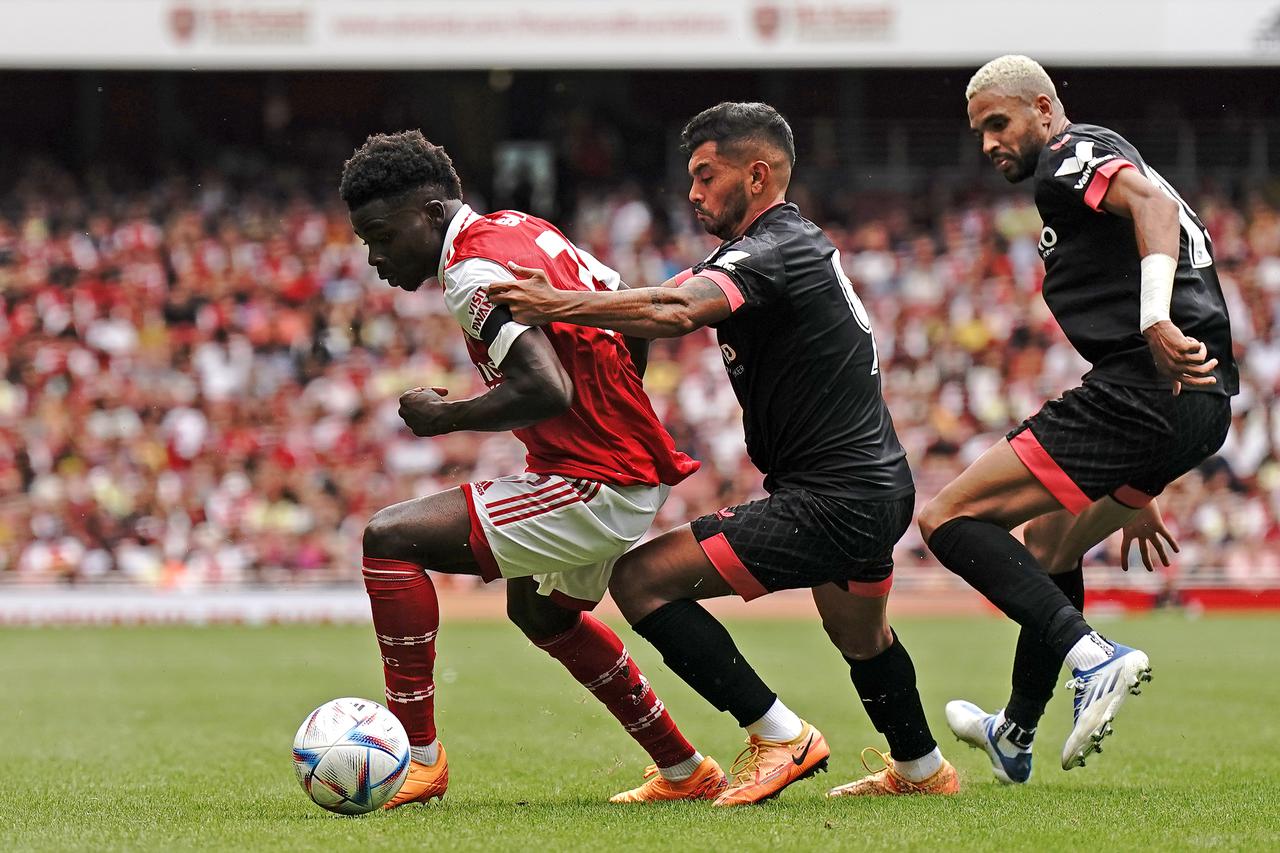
[
  {"x1": 692, "y1": 269, "x2": 745, "y2": 312},
  {"x1": 671, "y1": 267, "x2": 695, "y2": 286},
  {"x1": 1083, "y1": 159, "x2": 1136, "y2": 211}
]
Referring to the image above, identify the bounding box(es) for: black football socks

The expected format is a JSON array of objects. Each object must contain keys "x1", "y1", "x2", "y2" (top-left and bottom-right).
[
  {"x1": 844, "y1": 629, "x2": 937, "y2": 762},
  {"x1": 927, "y1": 517, "x2": 1091, "y2": 659},
  {"x1": 1005, "y1": 562, "x2": 1085, "y2": 732},
  {"x1": 632, "y1": 599, "x2": 776, "y2": 727}
]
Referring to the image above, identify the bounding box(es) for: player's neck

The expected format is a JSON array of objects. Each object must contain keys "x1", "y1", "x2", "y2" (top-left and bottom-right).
[
  {"x1": 432, "y1": 199, "x2": 466, "y2": 259},
  {"x1": 1050, "y1": 114, "x2": 1071, "y2": 137},
  {"x1": 439, "y1": 198, "x2": 465, "y2": 228},
  {"x1": 733, "y1": 196, "x2": 787, "y2": 237}
]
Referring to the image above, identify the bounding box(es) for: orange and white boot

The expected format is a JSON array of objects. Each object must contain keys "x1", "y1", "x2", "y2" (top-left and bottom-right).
[
  {"x1": 826, "y1": 747, "x2": 960, "y2": 798},
  {"x1": 383, "y1": 742, "x2": 449, "y2": 809},
  {"x1": 713, "y1": 721, "x2": 830, "y2": 806},
  {"x1": 609, "y1": 756, "x2": 727, "y2": 803}
]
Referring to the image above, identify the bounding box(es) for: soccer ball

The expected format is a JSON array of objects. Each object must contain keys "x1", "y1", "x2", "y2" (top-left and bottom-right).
[{"x1": 292, "y1": 697, "x2": 410, "y2": 815}]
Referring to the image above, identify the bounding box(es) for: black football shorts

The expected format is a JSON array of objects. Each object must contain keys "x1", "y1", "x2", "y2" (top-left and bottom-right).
[
  {"x1": 690, "y1": 489, "x2": 914, "y2": 601},
  {"x1": 1007, "y1": 380, "x2": 1231, "y2": 513}
]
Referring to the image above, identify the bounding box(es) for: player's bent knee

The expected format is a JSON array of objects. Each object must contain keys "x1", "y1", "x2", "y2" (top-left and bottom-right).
[
  {"x1": 608, "y1": 560, "x2": 664, "y2": 624},
  {"x1": 917, "y1": 498, "x2": 955, "y2": 544},
  {"x1": 505, "y1": 588, "x2": 579, "y2": 641},
  {"x1": 361, "y1": 508, "x2": 401, "y2": 558}
]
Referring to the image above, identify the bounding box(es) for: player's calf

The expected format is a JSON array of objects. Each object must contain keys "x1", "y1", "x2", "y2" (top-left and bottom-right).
[{"x1": 528, "y1": 609, "x2": 707, "y2": 792}]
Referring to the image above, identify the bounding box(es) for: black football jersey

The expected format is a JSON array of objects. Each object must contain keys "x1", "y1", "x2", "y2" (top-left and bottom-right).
[
  {"x1": 1034, "y1": 123, "x2": 1238, "y2": 395},
  {"x1": 691, "y1": 203, "x2": 914, "y2": 500}
]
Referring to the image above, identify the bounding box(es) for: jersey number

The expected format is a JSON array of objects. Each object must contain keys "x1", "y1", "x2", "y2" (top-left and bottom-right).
[
  {"x1": 1144, "y1": 166, "x2": 1213, "y2": 269},
  {"x1": 831, "y1": 250, "x2": 880, "y2": 375},
  {"x1": 534, "y1": 230, "x2": 623, "y2": 337}
]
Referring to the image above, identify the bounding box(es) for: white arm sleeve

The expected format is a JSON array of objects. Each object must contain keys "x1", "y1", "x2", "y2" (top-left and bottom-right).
[{"x1": 441, "y1": 257, "x2": 533, "y2": 366}]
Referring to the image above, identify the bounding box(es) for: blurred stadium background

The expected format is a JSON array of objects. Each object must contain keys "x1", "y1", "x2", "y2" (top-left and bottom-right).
[{"x1": 4, "y1": 0, "x2": 1280, "y2": 623}]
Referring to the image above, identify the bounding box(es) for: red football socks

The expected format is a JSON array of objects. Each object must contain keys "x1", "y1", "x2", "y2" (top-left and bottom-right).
[
  {"x1": 533, "y1": 614, "x2": 695, "y2": 768},
  {"x1": 361, "y1": 556, "x2": 439, "y2": 745}
]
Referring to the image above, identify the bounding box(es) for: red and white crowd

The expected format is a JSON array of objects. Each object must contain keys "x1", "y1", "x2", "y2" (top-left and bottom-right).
[{"x1": 3, "y1": 161, "x2": 1277, "y2": 589}]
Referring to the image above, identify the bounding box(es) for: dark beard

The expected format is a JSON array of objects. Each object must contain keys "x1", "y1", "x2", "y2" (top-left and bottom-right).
[
  {"x1": 700, "y1": 183, "x2": 751, "y2": 240},
  {"x1": 1003, "y1": 135, "x2": 1041, "y2": 183}
]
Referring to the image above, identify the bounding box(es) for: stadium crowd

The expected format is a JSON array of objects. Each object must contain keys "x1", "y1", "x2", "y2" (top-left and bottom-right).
[{"x1": 2, "y1": 157, "x2": 1277, "y2": 591}]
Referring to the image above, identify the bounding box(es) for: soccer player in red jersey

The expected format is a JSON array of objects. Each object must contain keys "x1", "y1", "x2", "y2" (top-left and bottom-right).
[{"x1": 338, "y1": 131, "x2": 725, "y2": 807}]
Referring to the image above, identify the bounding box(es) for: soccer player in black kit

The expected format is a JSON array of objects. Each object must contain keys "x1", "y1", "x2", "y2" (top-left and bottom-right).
[
  {"x1": 490, "y1": 101, "x2": 959, "y2": 804},
  {"x1": 920, "y1": 55, "x2": 1238, "y2": 782}
]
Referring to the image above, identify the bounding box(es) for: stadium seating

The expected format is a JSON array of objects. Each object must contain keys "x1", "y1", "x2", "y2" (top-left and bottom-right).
[{"x1": 1, "y1": 158, "x2": 1274, "y2": 591}]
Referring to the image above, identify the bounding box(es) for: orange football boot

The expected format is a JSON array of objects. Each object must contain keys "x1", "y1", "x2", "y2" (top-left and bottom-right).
[
  {"x1": 609, "y1": 756, "x2": 727, "y2": 803},
  {"x1": 712, "y1": 721, "x2": 830, "y2": 806},
  {"x1": 826, "y1": 747, "x2": 960, "y2": 798},
  {"x1": 383, "y1": 742, "x2": 449, "y2": 809}
]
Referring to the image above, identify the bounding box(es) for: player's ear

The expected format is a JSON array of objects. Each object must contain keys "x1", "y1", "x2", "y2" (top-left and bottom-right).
[
  {"x1": 1034, "y1": 93, "x2": 1054, "y2": 125},
  {"x1": 749, "y1": 160, "x2": 770, "y2": 193},
  {"x1": 422, "y1": 197, "x2": 447, "y2": 224}
]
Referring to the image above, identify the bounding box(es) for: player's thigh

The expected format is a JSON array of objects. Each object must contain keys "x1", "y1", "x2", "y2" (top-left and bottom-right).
[
  {"x1": 609, "y1": 525, "x2": 733, "y2": 622},
  {"x1": 1027, "y1": 498, "x2": 1138, "y2": 573},
  {"x1": 362, "y1": 487, "x2": 478, "y2": 573},
  {"x1": 919, "y1": 438, "x2": 1062, "y2": 539},
  {"x1": 811, "y1": 583, "x2": 892, "y2": 660},
  {"x1": 1022, "y1": 509, "x2": 1079, "y2": 572}
]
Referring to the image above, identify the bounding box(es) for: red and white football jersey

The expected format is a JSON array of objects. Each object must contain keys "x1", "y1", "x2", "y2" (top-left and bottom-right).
[{"x1": 437, "y1": 205, "x2": 698, "y2": 488}]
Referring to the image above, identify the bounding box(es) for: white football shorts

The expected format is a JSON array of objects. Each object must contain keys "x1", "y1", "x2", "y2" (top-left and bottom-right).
[{"x1": 459, "y1": 472, "x2": 670, "y2": 609}]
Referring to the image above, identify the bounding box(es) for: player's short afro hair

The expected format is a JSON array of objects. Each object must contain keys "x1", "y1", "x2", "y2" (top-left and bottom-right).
[
  {"x1": 339, "y1": 130, "x2": 463, "y2": 209},
  {"x1": 680, "y1": 102, "x2": 795, "y2": 167}
]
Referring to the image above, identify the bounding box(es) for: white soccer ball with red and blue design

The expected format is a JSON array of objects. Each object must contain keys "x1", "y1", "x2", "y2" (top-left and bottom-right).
[{"x1": 292, "y1": 697, "x2": 410, "y2": 815}]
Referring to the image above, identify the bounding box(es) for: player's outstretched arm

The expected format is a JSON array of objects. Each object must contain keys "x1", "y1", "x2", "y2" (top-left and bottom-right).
[
  {"x1": 489, "y1": 264, "x2": 732, "y2": 339},
  {"x1": 1099, "y1": 168, "x2": 1218, "y2": 394},
  {"x1": 397, "y1": 328, "x2": 573, "y2": 436}
]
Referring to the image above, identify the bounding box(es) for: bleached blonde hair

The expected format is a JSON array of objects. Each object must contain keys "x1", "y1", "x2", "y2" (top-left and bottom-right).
[{"x1": 965, "y1": 54, "x2": 1060, "y2": 106}]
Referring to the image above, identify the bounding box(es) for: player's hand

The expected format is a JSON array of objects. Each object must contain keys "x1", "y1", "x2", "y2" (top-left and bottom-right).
[
  {"x1": 398, "y1": 386, "x2": 454, "y2": 437},
  {"x1": 1119, "y1": 499, "x2": 1179, "y2": 572},
  {"x1": 487, "y1": 264, "x2": 561, "y2": 325},
  {"x1": 1143, "y1": 320, "x2": 1218, "y2": 395}
]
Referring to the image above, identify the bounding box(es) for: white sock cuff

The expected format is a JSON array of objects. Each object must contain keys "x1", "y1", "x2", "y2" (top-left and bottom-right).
[
  {"x1": 409, "y1": 740, "x2": 439, "y2": 766},
  {"x1": 1065, "y1": 631, "x2": 1115, "y2": 671},
  {"x1": 658, "y1": 751, "x2": 704, "y2": 782},
  {"x1": 745, "y1": 698, "x2": 804, "y2": 742}
]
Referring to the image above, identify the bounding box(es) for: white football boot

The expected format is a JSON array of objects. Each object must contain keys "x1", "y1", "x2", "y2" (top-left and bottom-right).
[
  {"x1": 945, "y1": 701, "x2": 1033, "y2": 784},
  {"x1": 1061, "y1": 643, "x2": 1152, "y2": 770}
]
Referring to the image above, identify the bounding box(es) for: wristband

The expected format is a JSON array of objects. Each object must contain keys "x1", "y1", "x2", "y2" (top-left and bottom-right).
[{"x1": 1139, "y1": 253, "x2": 1176, "y2": 332}]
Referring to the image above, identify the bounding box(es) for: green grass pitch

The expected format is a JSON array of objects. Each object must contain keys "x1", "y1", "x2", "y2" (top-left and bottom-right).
[{"x1": 2, "y1": 612, "x2": 1278, "y2": 851}]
